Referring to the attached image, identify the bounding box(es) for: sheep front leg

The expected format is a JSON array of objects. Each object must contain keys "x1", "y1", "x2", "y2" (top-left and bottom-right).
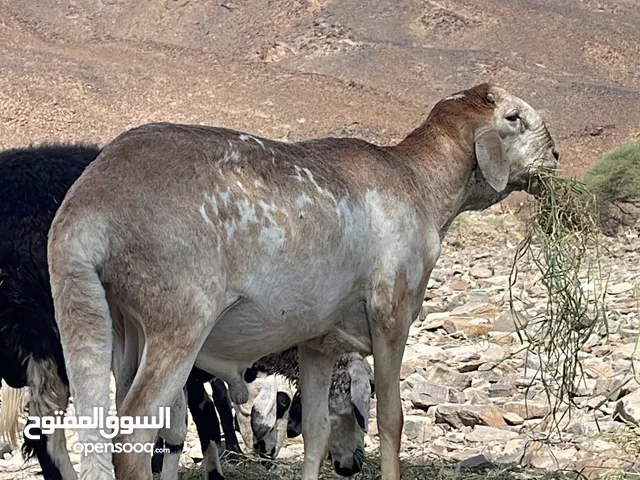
[
  {"x1": 299, "y1": 344, "x2": 334, "y2": 480},
  {"x1": 369, "y1": 284, "x2": 417, "y2": 480}
]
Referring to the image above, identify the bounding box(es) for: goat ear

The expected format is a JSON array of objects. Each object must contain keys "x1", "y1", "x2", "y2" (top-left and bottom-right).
[{"x1": 475, "y1": 129, "x2": 509, "y2": 192}]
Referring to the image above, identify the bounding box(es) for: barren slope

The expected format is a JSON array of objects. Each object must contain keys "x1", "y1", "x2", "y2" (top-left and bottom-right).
[{"x1": 1, "y1": 0, "x2": 639, "y2": 175}]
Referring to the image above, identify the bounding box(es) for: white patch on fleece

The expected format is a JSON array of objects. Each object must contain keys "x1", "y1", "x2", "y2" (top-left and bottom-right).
[
  {"x1": 224, "y1": 220, "x2": 235, "y2": 239},
  {"x1": 292, "y1": 166, "x2": 336, "y2": 203},
  {"x1": 200, "y1": 204, "x2": 214, "y2": 225},
  {"x1": 239, "y1": 134, "x2": 265, "y2": 148},
  {"x1": 296, "y1": 194, "x2": 313, "y2": 207},
  {"x1": 260, "y1": 225, "x2": 286, "y2": 249},
  {"x1": 204, "y1": 194, "x2": 219, "y2": 216},
  {"x1": 219, "y1": 149, "x2": 240, "y2": 164},
  {"x1": 219, "y1": 190, "x2": 231, "y2": 207},
  {"x1": 221, "y1": 197, "x2": 287, "y2": 248},
  {"x1": 364, "y1": 189, "x2": 424, "y2": 292},
  {"x1": 258, "y1": 201, "x2": 279, "y2": 225},
  {"x1": 236, "y1": 199, "x2": 260, "y2": 230}
]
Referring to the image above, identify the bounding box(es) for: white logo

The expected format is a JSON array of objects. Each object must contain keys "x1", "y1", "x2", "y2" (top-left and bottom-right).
[{"x1": 24, "y1": 407, "x2": 171, "y2": 440}]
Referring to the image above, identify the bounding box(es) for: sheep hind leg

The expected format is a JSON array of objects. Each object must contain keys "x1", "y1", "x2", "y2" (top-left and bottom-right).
[
  {"x1": 113, "y1": 305, "x2": 217, "y2": 480},
  {"x1": 211, "y1": 378, "x2": 241, "y2": 454},
  {"x1": 186, "y1": 375, "x2": 224, "y2": 480},
  {"x1": 150, "y1": 438, "x2": 165, "y2": 474},
  {"x1": 157, "y1": 388, "x2": 189, "y2": 480},
  {"x1": 298, "y1": 344, "x2": 334, "y2": 480},
  {"x1": 25, "y1": 357, "x2": 76, "y2": 480}
]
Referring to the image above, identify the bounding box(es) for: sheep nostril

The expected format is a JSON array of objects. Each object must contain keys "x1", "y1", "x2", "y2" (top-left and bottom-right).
[{"x1": 552, "y1": 148, "x2": 560, "y2": 162}]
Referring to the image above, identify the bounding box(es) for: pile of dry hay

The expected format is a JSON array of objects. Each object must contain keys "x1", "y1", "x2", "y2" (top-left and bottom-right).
[{"x1": 509, "y1": 170, "x2": 610, "y2": 429}]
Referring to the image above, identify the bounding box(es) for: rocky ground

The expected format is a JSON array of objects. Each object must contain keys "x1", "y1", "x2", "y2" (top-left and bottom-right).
[{"x1": 1, "y1": 212, "x2": 638, "y2": 479}]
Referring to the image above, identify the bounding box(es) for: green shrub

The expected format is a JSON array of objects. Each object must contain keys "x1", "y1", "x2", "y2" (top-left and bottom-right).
[{"x1": 583, "y1": 141, "x2": 640, "y2": 204}]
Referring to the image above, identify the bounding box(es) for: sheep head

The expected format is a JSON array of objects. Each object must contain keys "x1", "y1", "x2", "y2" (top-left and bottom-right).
[{"x1": 472, "y1": 85, "x2": 559, "y2": 193}]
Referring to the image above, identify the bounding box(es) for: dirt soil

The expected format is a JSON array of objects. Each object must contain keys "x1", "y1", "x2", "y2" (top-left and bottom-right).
[{"x1": 1, "y1": 0, "x2": 639, "y2": 179}]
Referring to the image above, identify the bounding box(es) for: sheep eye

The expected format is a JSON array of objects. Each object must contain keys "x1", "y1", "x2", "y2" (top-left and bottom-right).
[{"x1": 505, "y1": 112, "x2": 519, "y2": 122}]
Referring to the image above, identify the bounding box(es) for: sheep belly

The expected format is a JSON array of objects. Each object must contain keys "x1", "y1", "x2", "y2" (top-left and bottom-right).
[{"x1": 194, "y1": 292, "x2": 371, "y2": 396}]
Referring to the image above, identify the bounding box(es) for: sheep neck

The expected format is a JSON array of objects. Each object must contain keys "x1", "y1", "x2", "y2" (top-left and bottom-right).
[{"x1": 391, "y1": 120, "x2": 510, "y2": 239}]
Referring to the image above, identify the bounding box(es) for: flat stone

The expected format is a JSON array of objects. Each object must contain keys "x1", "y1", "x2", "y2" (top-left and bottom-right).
[
  {"x1": 567, "y1": 420, "x2": 627, "y2": 436},
  {"x1": 466, "y1": 425, "x2": 520, "y2": 442},
  {"x1": 607, "y1": 282, "x2": 634, "y2": 295},
  {"x1": 423, "y1": 364, "x2": 471, "y2": 391},
  {"x1": 478, "y1": 362, "x2": 495, "y2": 372},
  {"x1": 494, "y1": 311, "x2": 528, "y2": 332},
  {"x1": 593, "y1": 377, "x2": 624, "y2": 399},
  {"x1": 422, "y1": 312, "x2": 452, "y2": 330},
  {"x1": 446, "y1": 343, "x2": 505, "y2": 364},
  {"x1": 503, "y1": 400, "x2": 550, "y2": 419},
  {"x1": 435, "y1": 403, "x2": 507, "y2": 428},
  {"x1": 479, "y1": 275, "x2": 510, "y2": 287},
  {"x1": 470, "y1": 267, "x2": 493, "y2": 279},
  {"x1": 403, "y1": 416, "x2": 443, "y2": 443},
  {"x1": 573, "y1": 378, "x2": 596, "y2": 396},
  {"x1": 474, "y1": 370, "x2": 501, "y2": 383},
  {"x1": 402, "y1": 373, "x2": 449, "y2": 409},
  {"x1": 400, "y1": 362, "x2": 416, "y2": 380},
  {"x1": 583, "y1": 395, "x2": 607, "y2": 410},
  {"x1": 528, "y1": 446, "x2": 577, "y2": 470},
  {"x1": 453, "y1": 359, "x2": 484, "y2": 373},
  {"x1": 488, "y1": 384, "x2": 515, "y2": 398},
  {"x1": 402, "y1": 345, "x2": 449, "y2": 364},
  {"x1": 584, "y1": 362, "x2": 615, "y2": 379},
  {"x1": 502, "y1": 438, "x2": 527, "y2": 456},
  {"x1": 615, "y1": 388, "x2": 640, "y2": 426},
  {"x1": 411, "y1": 343, "x2": 449, "y2": 360},
  {"x1": 448, "y1": 449, "x2": 483, "y2": 462},
  {"x1": 579, "y1": 438, "x2": 617, "y2": 453},
  {"x1": 611, "y1": 343, "x2": 639, "y2": 361},
  {"x1": 459, "y1": 454, "x2": 494, "y2": 470},
  {"x1": 450, "y1": 279, "x2": 469, "y2": 291},
  {"x1": 454, "y1": 387, "x2": 492, "y2": 405},
  {"x1": 503, "y1": 412, "x2": 524, "y2": 425}
]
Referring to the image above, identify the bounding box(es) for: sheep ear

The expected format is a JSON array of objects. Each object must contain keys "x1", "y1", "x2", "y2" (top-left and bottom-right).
[
  {"x1": 286, "y1": 390, "x2": 302, "y2": 438},
  {"x1": 475, "y1": 129, "x2": 509, "y2": 192},
  {"x1": 349, "y1": 362, "x2": 373, "y2": 433}
]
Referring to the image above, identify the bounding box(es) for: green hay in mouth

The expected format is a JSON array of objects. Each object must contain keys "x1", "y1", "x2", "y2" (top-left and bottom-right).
[{"x1": 509, "y1": 170, "x2": 609, "y2": 432}]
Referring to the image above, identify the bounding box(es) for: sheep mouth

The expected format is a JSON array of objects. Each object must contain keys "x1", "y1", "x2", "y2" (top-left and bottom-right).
[
  {"x1": 512, "y1": 165, "x2": 556, "y2": 195},
  {"x1": 524, "y1": 174, "x2": 543, "y2": 195}
]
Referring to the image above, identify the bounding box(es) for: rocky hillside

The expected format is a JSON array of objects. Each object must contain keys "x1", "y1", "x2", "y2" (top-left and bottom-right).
[{"x1": 1, "y1": 0, "x2": 639, "y2": 177}]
